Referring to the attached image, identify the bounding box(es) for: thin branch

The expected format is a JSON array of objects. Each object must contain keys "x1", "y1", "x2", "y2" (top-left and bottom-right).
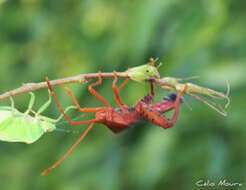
[{"x1": 0, "y1": 72, "x2": 128, "y2": 101}]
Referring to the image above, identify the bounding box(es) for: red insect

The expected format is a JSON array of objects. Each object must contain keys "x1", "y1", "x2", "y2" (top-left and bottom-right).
[{"x1": 42, "y1": 73, "x2": 187, "y2": 175}]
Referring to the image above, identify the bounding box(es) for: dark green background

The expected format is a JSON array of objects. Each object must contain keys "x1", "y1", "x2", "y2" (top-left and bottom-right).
[{"x1": 0, "y1": 0, "x2": 245, "y2": 190}]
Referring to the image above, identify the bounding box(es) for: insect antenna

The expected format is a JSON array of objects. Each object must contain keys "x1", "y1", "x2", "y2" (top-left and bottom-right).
[
  {"x1": 182, "y1": 97, "x2": 192, "y2": 111},
  {"x1": 225, "y1": 80, "x2": 230, "y2": 108},
  {"x1": 55, "y1": 114, "x2": 85, "y2": 126},
  {"x1": 178, "y1": 76, "x2": 200, "y2": 81},
  {"x1": 55, "y1": 128, "x2": 79, "y2": 134},
  {"x1": 41, "y1": 122, "x2": 95, "y2": 176},
  {"x1": 149, "y1": 57, "x2": 159, "y2": 66},
  {"x1": 55, "y1": 115, "x2": 85, "y2": 134},
  {"x1": 157, "y1": 62, "x2": 162, "y2": 69}
]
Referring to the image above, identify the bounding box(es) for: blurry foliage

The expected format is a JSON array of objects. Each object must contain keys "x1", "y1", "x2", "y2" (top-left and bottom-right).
[{"x1": 0, "y1": 0, "x2": 245, "y2": 190}]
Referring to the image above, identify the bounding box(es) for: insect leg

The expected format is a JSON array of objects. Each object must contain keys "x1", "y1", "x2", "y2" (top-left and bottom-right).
[
  {"x1": 138, "y1": 104, "x2": 170, "y2": 129},
  {"x1": 168, "y1": 84, "x2": 188, "y2": 127},
  {"x1": 139, "y1": 85, "x2": 187, "y2": 129},
  {"x1": 112, "y1": 72, "x2": 125, "y2": 107},
  {"x1": 150, "y1": 81, "x2": 155, "y2": 97},
  {"x1": 88, "y1": 72, "x2": 111, "y2": 107},
  {"x1": 64, "y1": 85, "x2": 108, "y2": 113},
  {"x1": 38, "y1": 106, "x2": 77, "y2": 124},
  {"x1": 46, "y1": 77, "x2": 97, "y2": 125},
  {"x1": 36, "y1": 90, "x2": 52, "y2": 115},
  {"x1": 41, "y1": 122, "x2": 95, "y2": 175},
  {"x1": 138, "y1": 81, "x2": 155, "y2": 105},
  {"x1": 118, "y1": 78, "x2": 129, "y2": 91},
  {"x1": 24, "y1": 92, "x2": 35, "y2": 115}
]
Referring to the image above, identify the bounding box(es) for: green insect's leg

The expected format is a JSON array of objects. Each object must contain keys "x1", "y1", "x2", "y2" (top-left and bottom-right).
[
  {"x1": 36, "y1": 90, "x2": 52, "y2": 115},
  {"x1": 10, "y1": 96, "x2": 15, "y2": 109},
  {"x1": 9, "y1": 96, "x2": 18, "y2": 115},
  {"x1": 24, "y1": 92, "x2": 35, "y2": 115},
  {"x1": 0, "y1": 106, "x2": 14, "y2": 111},
  {"x1": 38, "y1": 106, "x2": 76, "y2": 124}
]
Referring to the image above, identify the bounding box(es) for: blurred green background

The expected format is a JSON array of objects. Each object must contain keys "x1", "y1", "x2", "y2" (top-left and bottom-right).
[{"x1": 0, "y1": 0, "x2": 245, "y2": 189}]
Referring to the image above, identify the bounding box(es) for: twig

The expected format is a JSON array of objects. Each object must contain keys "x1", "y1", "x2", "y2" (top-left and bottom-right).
[{"x1": 0, "y1": 72, "x2": 128, "y2": 101}]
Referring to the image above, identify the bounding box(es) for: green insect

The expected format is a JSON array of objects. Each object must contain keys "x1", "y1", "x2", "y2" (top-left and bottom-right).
[
  {"x1": 126, "y1": 58, "x2": 160, "y2": 83},
  {"x1": 0, "y1": 91, "x2": 74, "y2": 144},
  {"x1": 159, "y1": 77, "x2": 230, "y2": 116}
]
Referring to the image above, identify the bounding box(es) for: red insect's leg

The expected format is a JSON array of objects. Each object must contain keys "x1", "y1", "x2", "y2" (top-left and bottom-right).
[
  {"x1": 138, "y1": 104, "x2": 170, "y2": 128},
  {"x1": 138, "y1": 85, "x2": 187, "y2": 129},
  {"x1": 168, "y1": 84, "x2": 187, "y2": 126},
  {"x1": 46, "y1": 77, "x2": 97, "y2": 125},
  {"x1": 63, "y1": 86, "x2": 107, "y2": 113},
  {"x1": 88, "y1": 72, "x2": 111, "y2": 107},
  {"x1": 118, "y1": 78, "x2": 129, "y2": 91},
  {"x1": 41, "y1": 122, "x2": 95, "y2": 176},
  {"x1": 150, "y1": 81, "x2": 155, "y2": 97},
  {"x1": 112, "y1": 72, "x2": 124, "y2": 107},
  {"x1": 138, "y1": 81, "x2": 155, "y2": 105}
]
